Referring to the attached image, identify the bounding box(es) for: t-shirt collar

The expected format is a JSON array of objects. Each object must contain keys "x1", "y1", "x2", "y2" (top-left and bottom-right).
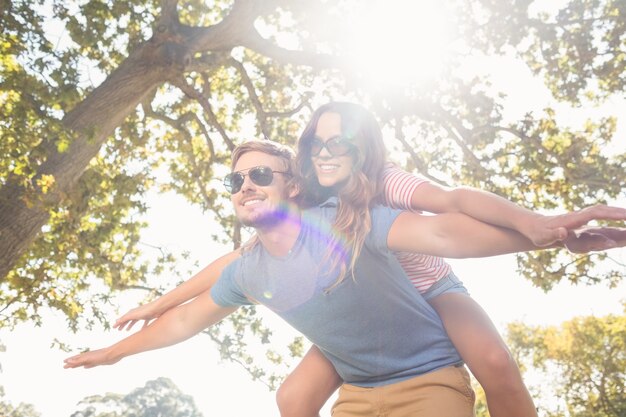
[{"x1": 319, "y1": 196, "x2": 339, "y2": 208}]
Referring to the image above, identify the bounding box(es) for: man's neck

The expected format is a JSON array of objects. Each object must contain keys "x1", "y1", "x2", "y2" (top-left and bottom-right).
[{"x1": 255, "y1": 210, "x2": 302, "y2": 257}]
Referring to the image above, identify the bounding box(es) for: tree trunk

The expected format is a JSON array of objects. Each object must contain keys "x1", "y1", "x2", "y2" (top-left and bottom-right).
[
  {"x1": 0, "y1": 38, "x2": 187, "y2": 281},
  {"x1": 0, "y1": 0, "x2": 289, "y2": 281}
]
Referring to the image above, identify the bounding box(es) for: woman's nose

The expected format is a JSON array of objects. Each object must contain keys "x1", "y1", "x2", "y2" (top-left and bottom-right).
[{"x1": 317, "y1": 143, "x2": 332, "y2": 158}]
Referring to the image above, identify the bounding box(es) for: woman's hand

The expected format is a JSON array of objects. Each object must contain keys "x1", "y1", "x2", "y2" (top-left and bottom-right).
[{"x1": 522, "y1": 205, "x2": 626, "y2": 247}]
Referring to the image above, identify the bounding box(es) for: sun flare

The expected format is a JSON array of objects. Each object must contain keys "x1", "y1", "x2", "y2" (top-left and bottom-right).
[{"x1": 344, "y1": 1, "x2": 454, "y2": 89}]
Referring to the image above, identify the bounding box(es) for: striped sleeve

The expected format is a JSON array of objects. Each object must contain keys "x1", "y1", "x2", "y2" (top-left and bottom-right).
[
  {"x1": 394, "y1": 251, "x2": 452, "y2": 294},
  {"x1": 382, "y1": 165, "x2": 453, "y2": 295},
  {"x1": 382, "y1": 164, "x2": 429, "y2": 211}
]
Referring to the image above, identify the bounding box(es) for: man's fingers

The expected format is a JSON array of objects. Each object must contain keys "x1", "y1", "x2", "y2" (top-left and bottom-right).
[
  {"x1": 566, "y1": 231, "x2": 619, "y2": 253},
  {"x1": 584, "y1": 234, "x2": 615, "y2": 251}
]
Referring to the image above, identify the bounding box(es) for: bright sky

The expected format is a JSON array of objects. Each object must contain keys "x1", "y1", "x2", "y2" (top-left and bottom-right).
[
  {"x1": 342, "y1": 0, "x2": 452, "y2": 87},
  {"x1": 2, "y1": 2, "x2": 626, "y2": 416}
]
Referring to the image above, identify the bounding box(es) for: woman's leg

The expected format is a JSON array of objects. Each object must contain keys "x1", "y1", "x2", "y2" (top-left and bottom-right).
[
  {"x1": 429, "y1": 292, "x2": 538, "y2": 417},
  {"x1": 276, "y1": 345, "x2": 342, "y2": 417}
]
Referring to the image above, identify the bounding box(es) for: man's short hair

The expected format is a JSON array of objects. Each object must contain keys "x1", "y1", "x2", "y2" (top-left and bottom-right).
[{"x1": 231, "y1": 140, "x2": 296, "y2": 176}]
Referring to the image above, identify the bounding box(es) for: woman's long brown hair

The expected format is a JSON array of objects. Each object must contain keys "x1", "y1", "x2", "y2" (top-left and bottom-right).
[{"x1": 296, "y1": 102, "x2": 387, "y2": 290}]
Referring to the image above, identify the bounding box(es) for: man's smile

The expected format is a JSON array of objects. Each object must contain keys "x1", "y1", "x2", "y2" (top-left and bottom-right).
[{"x1": 241, "y1": 196, "x2": 266, "y2": 207}]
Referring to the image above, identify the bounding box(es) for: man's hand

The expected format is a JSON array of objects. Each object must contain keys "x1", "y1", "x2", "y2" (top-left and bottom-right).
[
  {"x1": 564, "y1": 226, "x2": 626, "y2": 254},
  {"x1": 524, "y1": 205, "x2": 626, "y2": 247},
  {"x1": 114, "y1": 301, "x2": 161, "y2": 332},
  {"x1": 64, "y1": 348, "x2": 119, "y2": 369}
]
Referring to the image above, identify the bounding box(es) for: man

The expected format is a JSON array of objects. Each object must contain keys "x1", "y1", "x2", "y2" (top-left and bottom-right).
[{"x1": 65, "y1": 140, "x2": 626, "y2": 416}]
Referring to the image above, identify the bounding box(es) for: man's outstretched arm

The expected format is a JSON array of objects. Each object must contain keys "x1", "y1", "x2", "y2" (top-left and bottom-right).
[
  {"x1": 114, "y1": 249, "x2": 241, "y2": 331},
  {"x1": 64, "y1": 291, "x2": 236, "y2": 369}
]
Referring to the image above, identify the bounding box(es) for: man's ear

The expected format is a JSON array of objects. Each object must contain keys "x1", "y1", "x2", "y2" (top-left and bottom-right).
[{"x1": 288, "y1": 182, "x2": 301, "y2": 199}]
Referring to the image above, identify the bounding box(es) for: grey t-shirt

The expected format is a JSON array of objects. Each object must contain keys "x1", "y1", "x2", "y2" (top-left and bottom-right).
[{"x1": 211, "y1": 200, "x2": 462, "y2": 387}]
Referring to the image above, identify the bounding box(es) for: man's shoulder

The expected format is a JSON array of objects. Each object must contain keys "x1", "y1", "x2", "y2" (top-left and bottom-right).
[
  {"x1": 370, "y1": 204, "x2": 402, "y2": 219},
  {"x1": 302, "y1": 198, "x2": 337, "y2": 223},
  {"x1": 366, "y1": 204, "x2": 403, "y2": 248},
  {"x1": 220, "y1": 254, "x2": 242, "y2": 277},
  {"x1": 309, "y1": 196, "x2": 339, "y2": 211},
  {"x1": 302, "y1": 199, "x2": 401, "y2": 226},
  {"x1": 221, "y1": 245, "x2": 262, "y2": 278},
  {"x1": 237, "y1": 243, "x2": 263, "y2": 262}
]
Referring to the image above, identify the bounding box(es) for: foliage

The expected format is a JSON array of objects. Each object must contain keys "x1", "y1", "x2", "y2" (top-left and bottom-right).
[
  {"x1": 0, "y1": 341, "x2": 40, "y2": 417},
  {"x1": 506, "y1": 307, "x2": 626, "y2": 417},
  {"x1": 472, "y1": 380, "x2": 489, "y2": 417},
  {"x1": 460, "y1": 0, "x2": 626, "y2": 103},
  {"x1": 202, "y1": 305, "x2": 305, "y2": 390},
  {"x1": 70, "y1": 377, "x2": 203, "y2": 417},
  {"x1": 0, "y1": 386, "x2": 40, "y2": 417},
  {"x1": 1, "y1": 0, "x2": 625, "y2": 387}
]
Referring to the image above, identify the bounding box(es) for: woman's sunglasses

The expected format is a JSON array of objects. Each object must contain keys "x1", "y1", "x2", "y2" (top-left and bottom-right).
[
  {"x1": 223, "y1": 165, "x2": 290, "y2": 194},
  {"x1": 309, "y1": 136, "x2": 355, "y2": 157}
]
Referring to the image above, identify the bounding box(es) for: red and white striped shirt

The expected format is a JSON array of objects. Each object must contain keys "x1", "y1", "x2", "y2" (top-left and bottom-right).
[{"x1": 382, "y1": 165, "x2": 452, "y2": 294}]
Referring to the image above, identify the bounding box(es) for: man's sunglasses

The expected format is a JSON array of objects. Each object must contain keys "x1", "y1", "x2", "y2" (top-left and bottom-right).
[
  {"x1": 223, "y1": 165, "x2": 290, "y2": 194},
  {"x1": 309, "y1": 136, "x2": 355, "y2": 157}
]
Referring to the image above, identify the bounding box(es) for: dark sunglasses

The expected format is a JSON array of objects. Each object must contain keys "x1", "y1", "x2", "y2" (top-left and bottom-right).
[
  {"x1": 223, "y1": 165, "x2": 290, "y2": 194},
  {"x1": 309, "y1": 136, "x2": 355, "y2": 157}
]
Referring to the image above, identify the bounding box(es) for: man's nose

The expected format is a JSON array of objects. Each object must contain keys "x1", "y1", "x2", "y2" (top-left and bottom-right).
[{"x1": 240, "y1": 174, "x2": 256, "y2": 192}]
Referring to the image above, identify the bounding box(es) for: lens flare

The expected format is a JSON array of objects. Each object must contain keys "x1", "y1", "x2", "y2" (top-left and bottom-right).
[
  {"x1": 343, "y1": 1, "x2": 454, "y2": 90},
  {"x1": 238, "y1": 201, "x2": 353, "y2": 313}
]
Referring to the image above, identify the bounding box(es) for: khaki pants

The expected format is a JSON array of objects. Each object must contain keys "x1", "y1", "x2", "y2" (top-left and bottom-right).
[{"x1": 332, "y1": 366, "x2": 475, "y2": 417}]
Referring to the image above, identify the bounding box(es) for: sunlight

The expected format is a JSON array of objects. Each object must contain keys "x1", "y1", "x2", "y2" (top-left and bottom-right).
[{"x1": 344, "y1": 1, "x2": 454, "y2": 90}]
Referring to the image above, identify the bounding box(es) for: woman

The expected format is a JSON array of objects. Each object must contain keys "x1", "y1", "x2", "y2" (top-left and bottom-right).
[
  {"x1": 284, "y1": 101, "x2": 538, "y2": 417},
  {"x1": 115, "y1": 102, "x2": 620, "y2": 417}
]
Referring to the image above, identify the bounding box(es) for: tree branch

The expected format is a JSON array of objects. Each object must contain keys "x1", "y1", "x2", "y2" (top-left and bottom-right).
[
  {"x1": 241, "y1": 28, "x2": 341, "y2": 69},
  {"x1": 228, "y1": 57, "x2": 270, "y2": 138},
  {"x1": 160, "y1": 0, "x2": 179, "y2": 22},
  {"x1": 187, "y1": 52, "x2": 232, "y2": 73},
  {"x1": 141, "y1": 100, "x2": 217, "y2": 208},
  {"x1": 182, "y1": 0, "x2": 282, "y2": 53},
  {"x1": 170, "y1": 75, "x2": 236, "y2": 151},
  {"x1": 391, "y1": 116, "x2": 447, "y2": 185}
]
